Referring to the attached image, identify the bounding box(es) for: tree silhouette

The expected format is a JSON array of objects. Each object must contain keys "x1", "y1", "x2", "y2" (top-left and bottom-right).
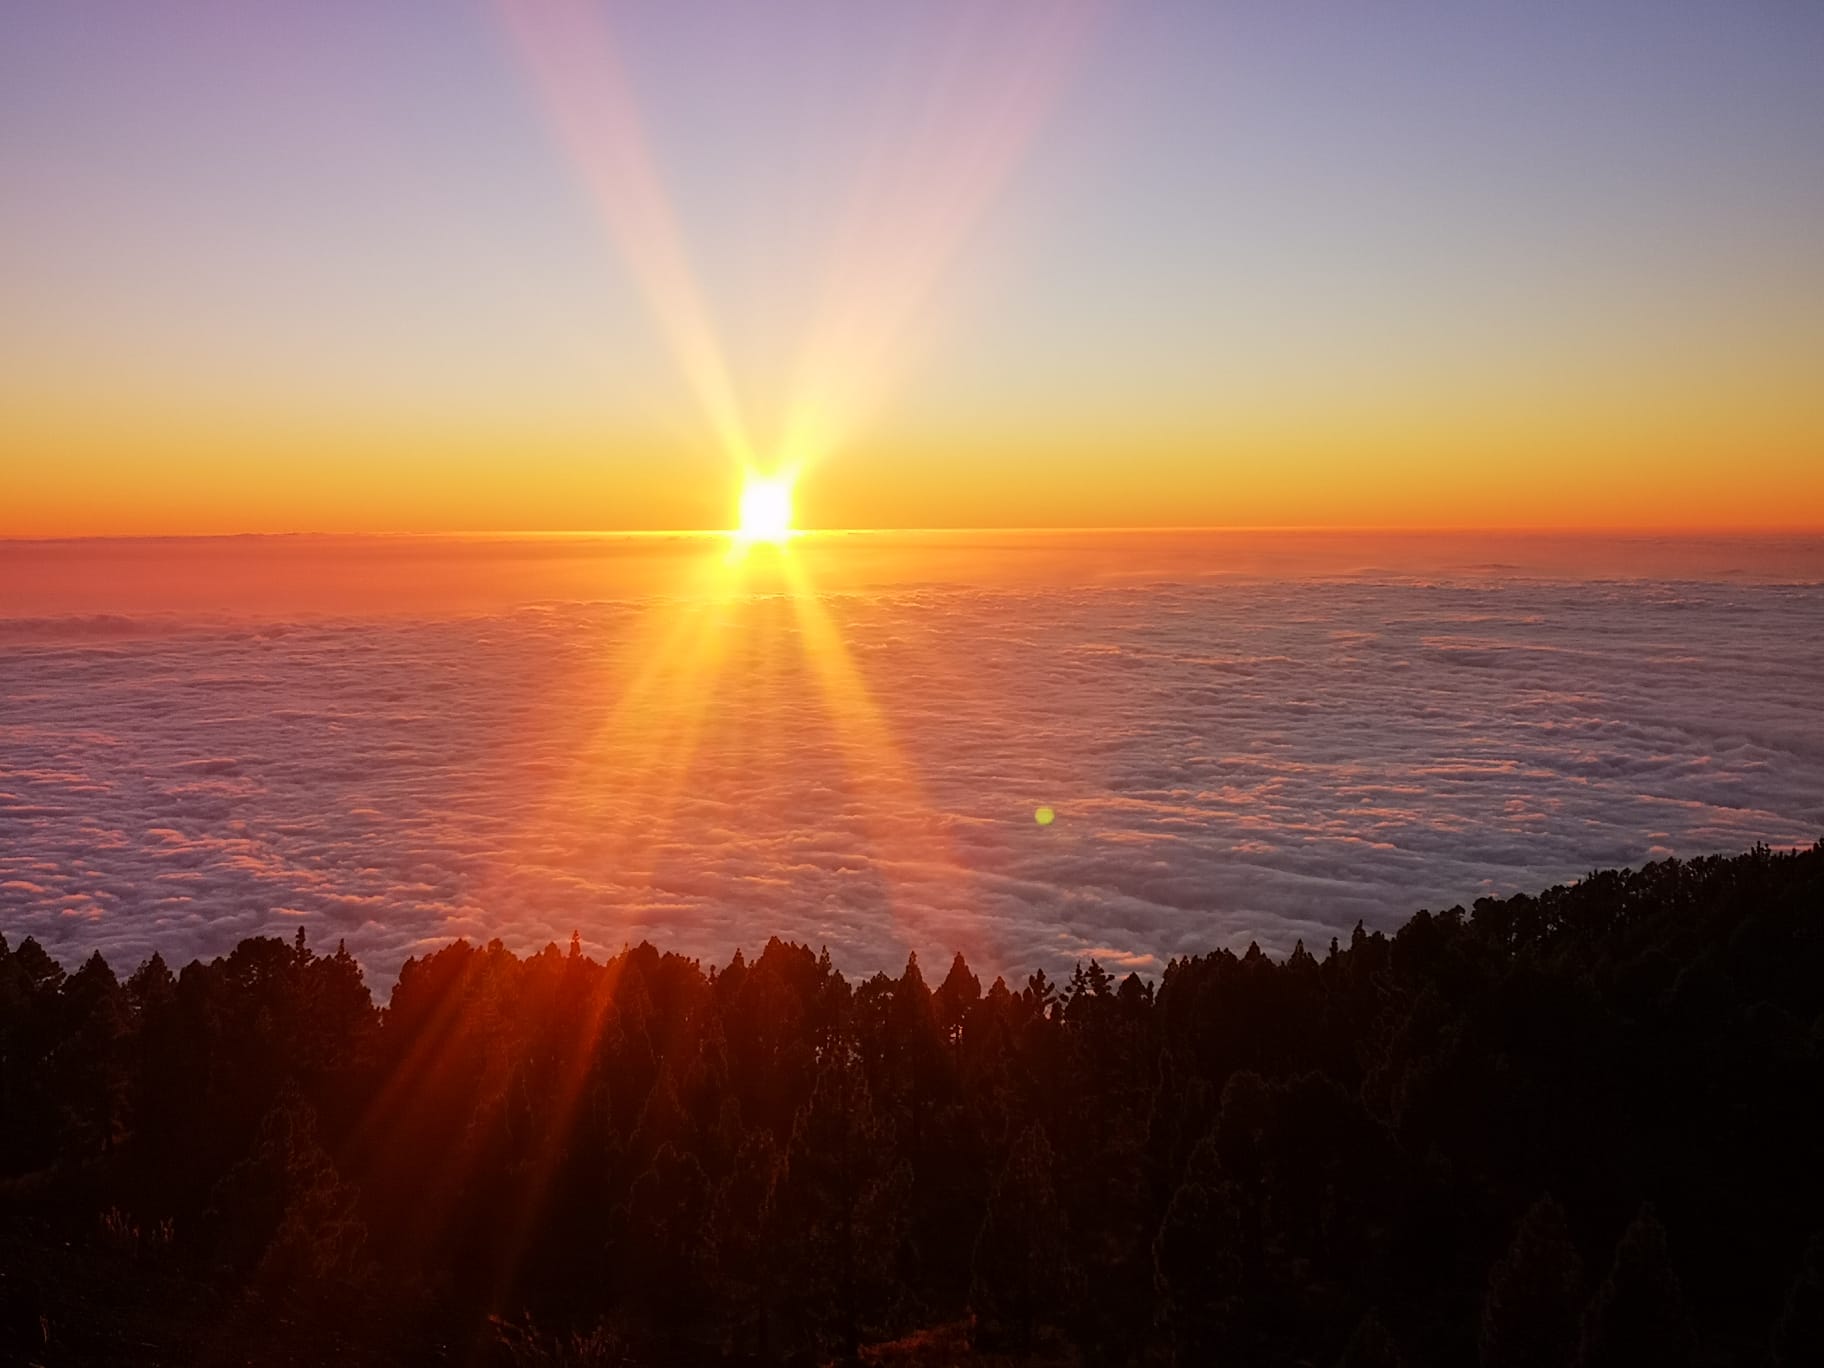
[
  {"x1": 1154, "y1": 1134, "x2": 1244, "y2": 1365},
  {"x1": 1480, "y1": 1195, "x2": 1584, "y2": 1368},
  {"x1": 775, "y1": 1042, "x2": 908, "y2": 1359},
  {"x1": 707, "y1": 1124, "x2": 783, "y2": 1357},
  {"x1": 1339, "y1": 1309, "x2": 1408, "y2": 1368},
  {"x1": 1575, "y1": 1204, "x2": 1691, "y2": 1368},
  {"x1": 208, "y1": 1085, "x2": 367, "y2": 1283},
  {"x1": 1772, "y1": 1233, "x2": 1824, "y2": 1368},
  {"x1": 53, "y1": 950, "x2": 127, "y2": 1157},
  {"x1": 971, "y1": 1122, "x2": 1070, "y2": 1351},
  {"x1": 0, "y1": 844, "x2": 1817, "y2": 1364},
  {"x1": 622, "y1": 1142, "x2": 712, "y2": 1325}
]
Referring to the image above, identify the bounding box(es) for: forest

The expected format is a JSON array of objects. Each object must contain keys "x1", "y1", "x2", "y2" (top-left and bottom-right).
[{"x1": 1, "y1": 843, "x2": 1820, "y2": 1366}]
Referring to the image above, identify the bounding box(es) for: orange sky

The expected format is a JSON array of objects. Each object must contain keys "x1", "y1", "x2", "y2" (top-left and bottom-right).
[{"x1": 3, "y1": 2, "x2": 1821, "y2": 536}]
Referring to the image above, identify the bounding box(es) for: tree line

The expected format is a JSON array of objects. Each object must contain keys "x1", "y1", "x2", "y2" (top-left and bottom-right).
[{"x1": 2, "y1": 842, "x2": 1821, "y2": 1365}]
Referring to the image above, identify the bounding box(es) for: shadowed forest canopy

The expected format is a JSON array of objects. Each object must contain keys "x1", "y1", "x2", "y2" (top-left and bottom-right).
[{"x1": 2, "y1": 844, "x2": 1821, "y2": 1366}]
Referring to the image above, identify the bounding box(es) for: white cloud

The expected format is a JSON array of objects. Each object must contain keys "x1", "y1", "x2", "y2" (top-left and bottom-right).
[{"x1": 2, "y1": 560, "x2": 1821, "y2": 990}]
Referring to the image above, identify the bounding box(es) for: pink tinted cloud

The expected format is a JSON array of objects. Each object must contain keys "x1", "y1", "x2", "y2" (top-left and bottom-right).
[{"x1": 1, "y1": 566, "x2": 1821, "y2": 988}]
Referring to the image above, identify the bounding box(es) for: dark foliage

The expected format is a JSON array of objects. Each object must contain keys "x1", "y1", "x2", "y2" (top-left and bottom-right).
[
  {"x1": 1479, "y1": 1195, "x2": 1583, "y2": 1368},
  {"x1": 1, "y1": 843, "x2": 1820, "y2": 1365}
]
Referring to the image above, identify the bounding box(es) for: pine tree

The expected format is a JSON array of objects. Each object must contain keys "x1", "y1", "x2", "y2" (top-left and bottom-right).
[
  {"x1": 208, "y1": 1086, "x2": 367, "y2": 1283},
  {"x1": 1575, "y1": 1204, "x2": 1692, "y2": 1368},
  {"x1": 935, "y1": 952, "x2": 981, "y2": 1046},
  {"x1": 1339, "y1": 1310, "x2": 1406, "y2": 1368},
  {"x1": 1772, "y1": 1234, "x2": 1824, "y2": 1368},
  {"x1": 1023, "y1": 967, "x2": 1058, "y2": 1017},
  {"x1": 1154, "y1": 1134, "x2": 1244, "y2": 1365},
  {"x1": 622, "y1": 1142, "x2": 712, "y2": 1322},
  {"x1": 56, "y1": 951, "x2": 128, "y2": 1156},
  {"x1": 775, "y1": 1044, "x2": 908, "y2": 1359},
  {"x1": 972, "y1": 1123, "x2": 1071, "y2": 1350},
  {"x1": 10, "y1": 935, "x2": 65, "y2": 994},
  {"x1": 1481, "y1": 1196, "x2": 1584, "y2": 1368},
  {"x1": 708, "y1": 1125, "x2": 784, "y2": 1358}
]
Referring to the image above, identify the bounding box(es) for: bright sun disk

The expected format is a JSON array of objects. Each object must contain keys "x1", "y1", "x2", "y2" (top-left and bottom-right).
[{"x1": 736, "y1": 474, "x2": 794, "y2": 543}]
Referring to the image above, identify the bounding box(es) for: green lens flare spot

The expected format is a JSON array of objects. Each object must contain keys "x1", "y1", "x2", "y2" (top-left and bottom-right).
[{"x1": 1034, "y1": 806, "x2": 1056, "y2": 826}]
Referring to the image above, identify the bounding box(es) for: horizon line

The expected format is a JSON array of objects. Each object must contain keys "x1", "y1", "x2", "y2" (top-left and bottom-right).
[{"x1": 6, "y1": 521, "x2": 1824, "y2": 544}]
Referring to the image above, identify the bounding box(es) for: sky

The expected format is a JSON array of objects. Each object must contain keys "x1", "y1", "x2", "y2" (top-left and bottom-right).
[{"x1": 3, "y1": 0, "x2": 1821, "y2": 535}]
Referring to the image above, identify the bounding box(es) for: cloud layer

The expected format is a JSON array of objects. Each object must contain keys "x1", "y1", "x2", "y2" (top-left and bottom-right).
[{"x1": 4, "y1": 553, "x2": 1821, "y2": 989}]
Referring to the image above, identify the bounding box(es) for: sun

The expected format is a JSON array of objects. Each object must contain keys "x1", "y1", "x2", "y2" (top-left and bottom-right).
[{"x1": 736, "y1": 473, "x2": 795, "y2": 544}]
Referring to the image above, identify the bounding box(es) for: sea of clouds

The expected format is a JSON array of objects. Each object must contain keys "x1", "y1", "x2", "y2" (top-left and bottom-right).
[{"x1": 4, "y1": 539, "x2": 1821, "y2": 991}]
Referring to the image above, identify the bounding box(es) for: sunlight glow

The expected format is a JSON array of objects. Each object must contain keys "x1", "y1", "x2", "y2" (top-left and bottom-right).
[
  {"x1": 442, "y1": 6, "x2": 1083, "y2": 1293},
  {"x1": 736, "y1": 473, "x2": 795, "y2": 544},
  {"x1": 496, "y1": 0, "x2": 756, "y2": 469},
  {"x1": 500, "y1": 0, "x2": 1101, "y2": 494}
]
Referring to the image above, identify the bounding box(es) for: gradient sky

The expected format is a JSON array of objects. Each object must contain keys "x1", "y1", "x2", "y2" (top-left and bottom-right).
[{"x1": 3, "y1": 0, "x2": 1821, "y2": 534}]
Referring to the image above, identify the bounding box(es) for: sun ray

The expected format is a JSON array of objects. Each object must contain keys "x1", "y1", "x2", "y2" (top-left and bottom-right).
[
  {"x1": 454, "y1": 0, "x2": 1108, "y2": 1299},
  {"x1": 778, "y1": 1, "x2": 1105, "y2": 475},
  {"x1": 780, "y1": 552, "x2": 992, "y2": 970},
  {"x1": 495, "y1": 0, "x2": 757, "y2": 469}
]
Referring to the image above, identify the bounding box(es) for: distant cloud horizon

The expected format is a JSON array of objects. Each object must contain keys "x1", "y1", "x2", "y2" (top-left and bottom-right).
[{"x1": 4, "y1": 534, "x2": 1819, "y2": 993}]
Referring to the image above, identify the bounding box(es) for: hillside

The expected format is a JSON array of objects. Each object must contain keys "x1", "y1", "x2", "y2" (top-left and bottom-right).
[{"x1": 3, "y1": 844, "x2": 1821, "y2": 1365}]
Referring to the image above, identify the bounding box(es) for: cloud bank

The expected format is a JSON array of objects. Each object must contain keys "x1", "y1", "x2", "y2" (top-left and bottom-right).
[{"x1": 3, "y1": 561, "x2": 1820, "y2": 990}]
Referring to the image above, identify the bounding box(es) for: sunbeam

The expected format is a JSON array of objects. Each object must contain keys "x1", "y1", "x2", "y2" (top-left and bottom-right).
[
  {"x1": 465, "y1": 3, "x2": 1100, "y2": 1299},
  {"x1": 779, "y1": 1, "x2": 1105, "y2": 475},
  {"x1": 496, "y1": 0, "x2": 757, "y2": 470}
]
